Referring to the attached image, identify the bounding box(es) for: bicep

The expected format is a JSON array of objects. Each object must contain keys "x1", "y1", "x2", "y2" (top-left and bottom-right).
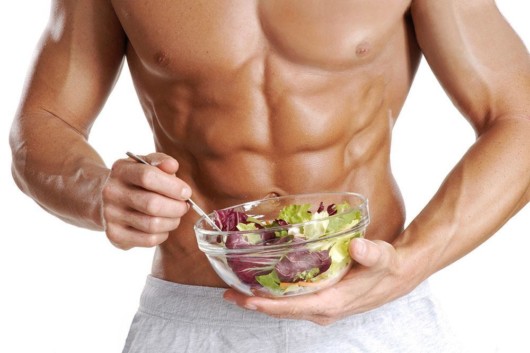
[
  {"x1": 411, "y1": 0, "x2": 530, "y2": 132},
  {"x1": 18, "y1": 0, "x2": 126, "y2": 137}
]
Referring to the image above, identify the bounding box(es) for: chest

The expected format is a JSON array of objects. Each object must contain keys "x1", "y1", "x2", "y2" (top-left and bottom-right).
[{"x1": 111, "y1": 0, "x2": 412, "y2": 76}]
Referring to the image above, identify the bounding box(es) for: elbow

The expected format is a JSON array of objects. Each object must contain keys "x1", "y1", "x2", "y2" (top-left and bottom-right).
[
  {"x1": 470, "y1": 111, "x2": 530, "y2": 138},
  {"x1": 10, "y1": 154, "x2": 32, "y2": 200},
  {"x1": 11, "y1": 163, "x2": 26, "y2": 196},
  {"x1": 9, "y1": 118, "x2": 32, "y2": 198}
]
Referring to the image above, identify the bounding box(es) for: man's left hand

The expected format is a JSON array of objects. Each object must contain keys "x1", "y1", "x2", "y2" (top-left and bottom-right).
[{"x1": 223, "y1": 238, "x2": 411, "y2": 325}]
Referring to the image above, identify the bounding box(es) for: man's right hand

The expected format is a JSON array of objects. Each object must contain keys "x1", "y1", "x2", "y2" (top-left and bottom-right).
[{"x1": 101, "y1": 153, "x2": 192, "y2": 250}]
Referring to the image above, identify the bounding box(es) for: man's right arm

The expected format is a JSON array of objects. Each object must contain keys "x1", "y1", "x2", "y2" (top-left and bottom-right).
[{"x1": 9, "y1": 0, "x2": 126, "y2": 230}]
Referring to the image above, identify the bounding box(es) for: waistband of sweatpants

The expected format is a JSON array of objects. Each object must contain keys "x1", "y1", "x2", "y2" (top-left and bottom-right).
[{"x1": 138, "y1": 275, "x2": 433, "y2": 328}]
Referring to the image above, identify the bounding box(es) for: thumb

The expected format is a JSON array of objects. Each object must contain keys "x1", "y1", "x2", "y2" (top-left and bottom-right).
[{"x1": 349, "y1": 238, "x2": 383, "y2": 267}]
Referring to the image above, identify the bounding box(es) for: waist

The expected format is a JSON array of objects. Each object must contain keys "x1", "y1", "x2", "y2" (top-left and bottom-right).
[{"x1": 137, "y1": 275, "x2": 434, "y2": 327}]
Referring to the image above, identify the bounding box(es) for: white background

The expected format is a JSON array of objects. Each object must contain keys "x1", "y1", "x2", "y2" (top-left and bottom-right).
[{"x1": 1, "y1": 2, "x2": 528, "y2": 352}]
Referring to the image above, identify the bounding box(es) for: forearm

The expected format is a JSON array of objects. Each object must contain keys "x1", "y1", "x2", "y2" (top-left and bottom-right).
[
  {"x1": 394, "y1": 116, "x2": 530, "y2": 283},
  {"x1": 10, "y1": 110, "x2": 110, "y2": 230}
]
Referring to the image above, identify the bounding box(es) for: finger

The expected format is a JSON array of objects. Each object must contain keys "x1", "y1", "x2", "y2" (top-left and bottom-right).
[
  {"x1": 120, "y1": 160, "x2": 192, "y2": 201},
  {"x1": 105, "y1": 203, "x2": 182, "y2": 234},
  {"x1": 102, "y1": 173, "x2": 190, "y2": 218},
  {"x1": 348, "y1": 238, "x2": 383, "y2": 267},
  {"x1": 139, "y1": 152, "x2": 180, "y2": 175},
  {"x1": 105, "y1": 222, "x2": 169, "y2": 250},
  {"x1": 223, "y1": 289, "x2": 329, "y2": 322},
  {"x1": 223, "y1": 289, "x2": 301, "y2": 315},
  {"x1": 111, "y1": 183, "x2": 189, "y2": 218}
]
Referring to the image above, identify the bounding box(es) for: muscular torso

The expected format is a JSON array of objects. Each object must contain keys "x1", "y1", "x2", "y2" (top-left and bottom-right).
[{"x1": 111, "y1": 0, "x2": 421, "y2": 286}]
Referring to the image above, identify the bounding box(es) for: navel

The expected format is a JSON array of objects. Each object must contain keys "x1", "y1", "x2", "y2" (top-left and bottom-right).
[{"x1": 264, "y1": 192, "x2": 281, "y2": 199}]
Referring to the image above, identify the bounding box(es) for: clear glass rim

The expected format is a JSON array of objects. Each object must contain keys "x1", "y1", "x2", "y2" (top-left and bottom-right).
[
  {"x1": 194, "y1": 192, "x2": 370, "y2": 252},
  {"x1": 200, "y1": 219, "x2": 369, "y2": 255}
]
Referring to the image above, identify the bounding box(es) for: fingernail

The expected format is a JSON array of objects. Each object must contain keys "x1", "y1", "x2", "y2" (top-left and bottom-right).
[
  {"x1": 355, "y1": 239, "x2": 366, "y2": 257},
  {"x1": 244, "y1": 303, "x2": 257, "y2": 311},
  {"x1": 181, "y1": 187, "x2": 192, "y2": 199},
  {"x1": 224, "y1": 295, "x2": 236, "y2": 305}
]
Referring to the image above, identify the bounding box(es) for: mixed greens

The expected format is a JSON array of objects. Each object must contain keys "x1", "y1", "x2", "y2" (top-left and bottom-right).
[{"x1": 213, "y1": 201, "x2": 363, "y2": 295}]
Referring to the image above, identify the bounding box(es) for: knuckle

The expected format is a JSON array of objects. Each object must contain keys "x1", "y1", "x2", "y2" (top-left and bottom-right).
[
  {"x1": 266, "y1": 304, "x2": 300, "y2": 320},
  {"x1": 144, "y1": 216, "x2": 162, "y2": 233},
  {"x1": 110, "y1": 159, "x2": 125, "y2": 176},
  {"x1": 379, "y1": 240, "x2": 395, "y2": 253},
  {"x1": 101, "y1": 183, "x2": 116, "y2": 202},
  {"x1": 139, "y1": 168, "x2": 157, "y2": 187},
  {"x1": 105, "y1": 226, "x2": 119, "y2": 242},
  {"x1": 307, "y1": 294, "x2": 343, "y2": 325},
  {"x1": 272, "y1": 306, "x2": 301, "y2": 320},
  {"x1": 109, "y1": 161, "x2": 119, "y2": 174},
  {"x1": 105, "y1": 227, "x2": 128, "y2": 249},
  {"x1": 323, "y1": 306, "x2": 342, "y2": 322},
  {"x1": 101, "y1": 203, "x2": 111, "y2": 219},
  {"x1": 288, "y1": 306, "x2": 301, "y2": 317},
  {"x1": 144, "y1": 233, "x2": 166, "y2": 247},
  {"x1": 102, "y1": 204, "x2": 120, "y2": 226},
  {"x1": 143, "y1": 197, "x2": 162, "y2": 216},
  {"x1": 312, "y1": 316, "x2": 335, "y2": 326}
]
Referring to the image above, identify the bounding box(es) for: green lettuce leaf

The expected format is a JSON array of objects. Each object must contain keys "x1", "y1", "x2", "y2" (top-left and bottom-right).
[
  {"x1": 326, "y1": 204, "x2": 361, "y2": 234},
  {"x1": 235, "y1": 222, "x2": 263, "y2": 244},
  {"x1": 278, "y1": 203, "x2": 312, "y2": 224},
  {"x1": 256, "y1": 270, "x2": 282, "y2": 292}
]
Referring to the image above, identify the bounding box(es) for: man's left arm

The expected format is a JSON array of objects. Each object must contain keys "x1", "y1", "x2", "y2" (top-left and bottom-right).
[
  {"x1": 392, "y1": 0, "x2": 530, "y2": 285},
  {"x1": 224, "y1": 0, "x2": 530, "y2": 324}
]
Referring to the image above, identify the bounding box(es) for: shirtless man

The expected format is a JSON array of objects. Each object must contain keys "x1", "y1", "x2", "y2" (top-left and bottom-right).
[{"x1": 10, "y1": 0, "x2": 530, "y2": 352}]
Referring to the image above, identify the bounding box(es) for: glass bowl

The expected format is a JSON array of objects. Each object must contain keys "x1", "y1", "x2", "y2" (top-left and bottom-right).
[{"x1": 194, "y1": 192, "x2": 370, "y2": 297}]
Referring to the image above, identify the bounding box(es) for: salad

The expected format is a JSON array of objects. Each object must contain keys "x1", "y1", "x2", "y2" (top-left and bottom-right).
[{"x1": 213, "y1": 201, "x2": 364, "y2": 296}]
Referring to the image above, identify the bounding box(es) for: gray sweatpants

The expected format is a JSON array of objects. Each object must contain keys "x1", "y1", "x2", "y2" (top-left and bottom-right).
[{"x1": 122, "y1": 276, "x2": 463, "y2": 353}]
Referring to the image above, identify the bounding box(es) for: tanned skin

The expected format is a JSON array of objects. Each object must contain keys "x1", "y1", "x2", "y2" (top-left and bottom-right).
[{"x1": 10, "y1": 0, "x2": 530, "y2": 325}]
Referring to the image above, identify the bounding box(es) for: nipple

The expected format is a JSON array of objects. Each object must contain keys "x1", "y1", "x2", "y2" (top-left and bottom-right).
[
  {"x1": 154, "y1": 51, "x2": 170, "y2": 67},
  {"x1": 355, "y1": 41, "x2": 371, "y2": 57}
]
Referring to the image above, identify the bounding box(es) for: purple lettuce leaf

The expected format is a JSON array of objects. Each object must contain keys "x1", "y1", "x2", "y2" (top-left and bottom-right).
[
  {"x1": 317, "y1": 202, "x2": 338, "y2": 216},
  {"x1": 216, "y1": 202, "x2": 338, "y2": 286},
  {"x1": 225, "y1": 234, "x2": 252, "y2": 249},
  {"x1": 274, "y1": 249, "x2": 331, "y2": 283},
  {"x1": 327, "y1": 203, "x2": 338, "y2": 216},
  {"x1": 227, "y1": 255, "x2": 275, "y2": 285},
  {"x1": 214, "y1": 209, "x2": 248, "y2": 231}
]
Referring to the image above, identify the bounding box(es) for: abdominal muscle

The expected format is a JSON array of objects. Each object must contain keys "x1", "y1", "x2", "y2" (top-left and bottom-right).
[
  {"x1": 118, "y1": 1, "x2": 418, "y2": 287},
  {"x1": 144, "y1": 68, "x2": 409, "y2": 286}
]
